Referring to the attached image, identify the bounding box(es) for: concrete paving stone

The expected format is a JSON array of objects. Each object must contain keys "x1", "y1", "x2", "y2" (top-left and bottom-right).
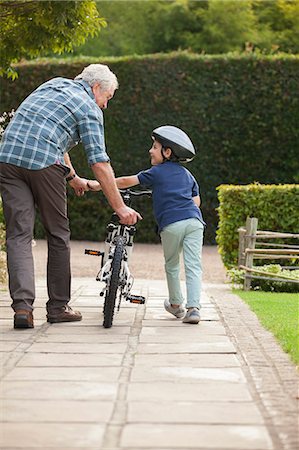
[
  {"x1": 35, "y1": 334, "x2": 128, "y2": 343},
  {"x1": 137, "y1": 341, "x2": 236, "y2": 354},
  {"x1": 127, "y1": 401, "x2": 264, "y2": 424},
  {"x1": 139, "y1": 329, "x2": 229, "y2": 343},
  {"x1": 130, "y1": 366, "x2": 246, "y2": 383},
  {"x1": 134, "y1": 353, "x2": 241, "y2": 367},
  {"x1": 45, "y1": 325, "x2": 130, "y2": 334},
  {"x1": 0, "y1": 353, "x2": 12, "y2": 372},
  {"x1": 144, "y1": 309, "x2": 219, "y2": 321},
  {"x1": 26, "y1": 342, "x2": 128, "y2": 353},
  {"x1": 0, "y1": 309, "x2": 15, "y2": 319},
  {"x1": 3, "y1": 366, "x2": 122, "y2": 381},
  {"x1": 46, "y1": 317, "x2": 135, "y2": 327},
  {"x1": 70, "y1": 298, "x2": 106, "y2": 307},
  {"x1": 141, "y1": 319, "x2": 190, "y2": 327},
  {"x1": 1, "y1": 423, "x2": 105, "y2": 447},
  {"x1": 17, "y1": 352, "x2": 123, "y2": 367},
  {"x1": 141, "y1": 319, "x2": 220, "y2": 327},
  {"x1": 3, "y1": 399, "x2": 114, "y2": 422},
  {"x1": 127, "y1": 381, "x2": 252, "y2": 402},
  {"x1": 74, "y1": 305, "x2": 137, "y2": 316},
  {"x1": 0, "y1": 341, "x2": 22, "y2": 352},
  {"x1": 0, "y1": 332, "x2": 40, "y2": 342},
  {"x1": 1, "y1": 380, "x2": 118, "y2": 400},
  {"x1": 140, "y1": 323, "x2": 226, "y2": 338},
  {"x1": 120, "y1": 424, "x2": 273, "y2": 449}
]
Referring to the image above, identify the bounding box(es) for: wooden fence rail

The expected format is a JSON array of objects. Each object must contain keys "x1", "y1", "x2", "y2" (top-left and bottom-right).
[{"x1": 237, "y1": 217, "x2": 299, "y2": 290}]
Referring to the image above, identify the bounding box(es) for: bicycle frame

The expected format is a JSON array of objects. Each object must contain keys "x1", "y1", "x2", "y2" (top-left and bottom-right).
[
  {"x1": 85, "y1": 188, "x2": 151, "y2": 327},
  {"x1": 97, "y1": 221, "x2": 136, "y2": 308}
]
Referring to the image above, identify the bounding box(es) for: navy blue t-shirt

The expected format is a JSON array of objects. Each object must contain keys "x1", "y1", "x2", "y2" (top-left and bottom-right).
[{"x1": 137, "y1": 161, "x2": 205, "y2": 232}]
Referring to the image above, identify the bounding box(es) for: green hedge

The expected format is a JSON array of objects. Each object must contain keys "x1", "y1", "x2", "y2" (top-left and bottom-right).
[
  {"x1": 216, "y1": 183, "x2": 299, "y2": 268},
  {"x1": 1, "y1": 53, "x2": 299, "y2": 243}
]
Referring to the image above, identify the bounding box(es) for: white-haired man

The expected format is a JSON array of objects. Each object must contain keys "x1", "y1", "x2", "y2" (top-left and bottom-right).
[{"x1": 0, "y1": 63, "x2": 141, "y2": 328}]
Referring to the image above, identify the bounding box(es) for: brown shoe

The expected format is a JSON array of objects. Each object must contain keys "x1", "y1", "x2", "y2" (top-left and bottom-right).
[
  {"x1": 14, "y1": 310, "x2": 34, "y2": 329},
  {"x1": 47, "y1": 305, "x2": 82, "y2": 323}
]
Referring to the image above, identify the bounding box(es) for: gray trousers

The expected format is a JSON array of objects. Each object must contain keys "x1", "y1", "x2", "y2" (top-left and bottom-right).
[{"x1": 0, "y1": 163, "x2": 71, "y2": 313}]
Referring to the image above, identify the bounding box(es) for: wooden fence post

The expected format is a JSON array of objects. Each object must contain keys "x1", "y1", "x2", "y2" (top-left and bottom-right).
[
  {"x1": 238, "y1": 227, "x2": 246, "y2": 267},
  {"x1": 244, "y1": 217, "x2": 258, "y2": 291}
]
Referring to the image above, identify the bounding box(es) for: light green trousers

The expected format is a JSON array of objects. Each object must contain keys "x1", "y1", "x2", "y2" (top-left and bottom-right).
[{"x1": 160, "y1": 218, "x2": 204, "y2": 309}]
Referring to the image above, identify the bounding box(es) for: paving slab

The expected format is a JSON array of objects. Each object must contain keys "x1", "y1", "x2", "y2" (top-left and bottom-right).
[
  {"x1": 120, "y1": 424, "x2": 273, "y2": 449},
  {"x1": 3, "y1": 399, "x2": 114, "y2": 422},
  {"x1": 3, "y1": 366, "x2": 122, "y2": 381},
  {"x1": 139, "y1": 322, "x2": 227, "y2": 337},
  {"x1": 127, "y1": 381, "x2": 252, "y2": 402},
  {"x1": 130, "y1": 366, "x2": 246, "y2": 383},
  {"x1": 34, "y1": 333, "x2": 128, "y2": 343},
  {"x1": 26, "y1": 342, "x2": 128, "y2": 354},
  {"x1": 137, "y1": 341, "x2": 236, "y2": 354},
  {"x1": 16, "y1": 352, "x2": 123, "y2": 367},
  {"x1": 134, "y1": 353, "x2": 241, "y2": 367},
  {"x1": 1, "y1": 380, "x2": 118, "y2": 400},
  {"x1": 1, "y1": 423, "x2": 105, "y2": 448},
  {"x1": 127, "y1": 401, "x2": 264, "y2": 424}
]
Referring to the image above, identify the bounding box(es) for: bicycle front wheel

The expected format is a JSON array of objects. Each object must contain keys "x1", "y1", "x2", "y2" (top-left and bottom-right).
[{"x1": 103, "y1": 237, "x2": 123, "y2": 328}]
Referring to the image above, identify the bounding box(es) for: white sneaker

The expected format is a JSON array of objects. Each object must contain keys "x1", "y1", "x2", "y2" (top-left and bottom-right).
[
  {"x1": 182, "y1": 307, "x2": 201, "y2": 324},
  {"x1": 164, "y1": 299, "x2": 185, "y2": 319}
]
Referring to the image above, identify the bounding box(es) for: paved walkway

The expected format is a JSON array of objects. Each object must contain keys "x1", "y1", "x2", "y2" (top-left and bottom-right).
[{"x1": 0, "y1": 243, "x2": 298, "y2": 449}]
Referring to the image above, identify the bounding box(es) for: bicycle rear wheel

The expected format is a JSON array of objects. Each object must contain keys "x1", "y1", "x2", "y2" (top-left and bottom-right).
[{"x1": 103, "y1": 237, "x2": 123, "y2": 328}]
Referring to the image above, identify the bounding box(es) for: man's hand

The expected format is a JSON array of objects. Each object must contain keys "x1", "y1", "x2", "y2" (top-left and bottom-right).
[
  {"x1": 69, "y1": 176, "x2": 89, "y2": 197},
  {"x1": 91, "y1": 162, "x2": 142, "y2": 224},
  {"x1": 115, "y1": 205, "x2": 142, "y2": 225}
]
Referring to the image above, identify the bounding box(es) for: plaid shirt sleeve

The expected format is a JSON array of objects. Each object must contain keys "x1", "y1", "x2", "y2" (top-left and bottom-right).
[{"x1": 77, "y1": 106, "x2": 110, "y2": 165}]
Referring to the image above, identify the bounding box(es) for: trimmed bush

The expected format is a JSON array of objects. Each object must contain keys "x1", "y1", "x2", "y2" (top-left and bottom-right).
[
  {"x1": 216, "y1": 183, "x2": 299, "y2": 268},
  {"x1": 1, "y1": 53, "x2": 299, "y2": 243}
]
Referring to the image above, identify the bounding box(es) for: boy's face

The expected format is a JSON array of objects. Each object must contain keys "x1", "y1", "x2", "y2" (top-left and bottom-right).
[
  {"x1": 149, "y1": 139, "x2": 172, "y2": 165},
  {"x1": 149, "y1": 139, "x2": 164, "y2": 165}
]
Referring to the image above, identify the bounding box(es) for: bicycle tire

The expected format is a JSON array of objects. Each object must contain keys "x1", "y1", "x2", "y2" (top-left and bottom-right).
[{"x1": 103, "y1": 237, "x2": 123, "y2": 328}]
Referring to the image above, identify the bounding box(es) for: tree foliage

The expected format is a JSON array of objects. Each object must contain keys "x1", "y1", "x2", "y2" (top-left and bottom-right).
[
  {"x1": 71, "y1": 0, "x2": 299, "y2": 57},
  {"x1": 0, "y1": 0, "x2": 106, "y2": 78}
]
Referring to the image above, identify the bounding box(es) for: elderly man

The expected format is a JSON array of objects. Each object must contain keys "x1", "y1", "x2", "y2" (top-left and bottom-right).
[{"x1": 0, "y1": 63, "x2": 141, "y2": 328}]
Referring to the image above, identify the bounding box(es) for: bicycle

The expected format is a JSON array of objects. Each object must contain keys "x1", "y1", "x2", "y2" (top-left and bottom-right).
[{"x1": 85, "y1": 188, "x2": 152, "y2": 328}]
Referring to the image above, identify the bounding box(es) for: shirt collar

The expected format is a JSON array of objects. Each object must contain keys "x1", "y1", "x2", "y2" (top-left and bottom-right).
[{"x1": 75, "y1": 79, "x2": 95, "y2": 101}]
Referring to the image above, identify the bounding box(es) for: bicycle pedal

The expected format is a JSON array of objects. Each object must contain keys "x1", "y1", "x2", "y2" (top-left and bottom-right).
[
  {"x1": 85, "y1": 249, "x2": 104, "y2": 256},
  {"x1": 127, "y1": 295, "x2": 146, "y2": 304}
]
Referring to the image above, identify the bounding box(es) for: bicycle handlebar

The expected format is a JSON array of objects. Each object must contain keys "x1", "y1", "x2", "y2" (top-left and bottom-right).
[{"x1": 119, "y1": 188, "x2": 152, "y2": 197}]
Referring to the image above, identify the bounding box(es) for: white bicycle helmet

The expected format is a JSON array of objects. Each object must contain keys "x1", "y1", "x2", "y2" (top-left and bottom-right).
[{"x1": 152, "y1": 125, "x2": 196, "y2": 162}]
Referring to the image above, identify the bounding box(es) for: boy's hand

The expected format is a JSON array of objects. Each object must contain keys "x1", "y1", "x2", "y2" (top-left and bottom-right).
[
  {"x1": 69, "y1": 176, "x2": 89, "y2": 197},
  {"x1": 87, "y1": 180, "x2": 102, "y2": 191}
]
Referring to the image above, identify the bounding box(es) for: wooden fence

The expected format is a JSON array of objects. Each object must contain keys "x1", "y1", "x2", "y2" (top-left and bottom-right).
[{"x1": 238, "y1": 217, "x2": 299, "y2": 290}]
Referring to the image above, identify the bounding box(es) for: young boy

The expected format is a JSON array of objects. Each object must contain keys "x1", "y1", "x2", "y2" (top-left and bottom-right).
[{"x1": 89, "y1": 125, "x2": 205, "y2": 324}]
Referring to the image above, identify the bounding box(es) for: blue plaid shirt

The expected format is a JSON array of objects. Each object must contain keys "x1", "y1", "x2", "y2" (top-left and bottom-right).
[{"x1": 0, "y1": 77, "x2": 110, "y2": 170}]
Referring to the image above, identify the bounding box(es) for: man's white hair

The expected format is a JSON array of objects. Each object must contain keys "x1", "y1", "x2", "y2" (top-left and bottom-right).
[{"x1": 75, "y1": 63, "x2": 118, "y2": 91}]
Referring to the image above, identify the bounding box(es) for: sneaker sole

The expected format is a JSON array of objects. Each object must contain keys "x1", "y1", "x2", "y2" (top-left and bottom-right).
[
  {"x1": 47, "y1": 316, "x2": 82, "y2": 323},
  {"x1": 182, "y1": 318, "x2": 200, "y2": 324}
]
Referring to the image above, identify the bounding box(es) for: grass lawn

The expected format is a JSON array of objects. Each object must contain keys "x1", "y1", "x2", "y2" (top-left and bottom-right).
[{"x1": 234, "y1": 290, "x2": 299, "y2": 365}]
